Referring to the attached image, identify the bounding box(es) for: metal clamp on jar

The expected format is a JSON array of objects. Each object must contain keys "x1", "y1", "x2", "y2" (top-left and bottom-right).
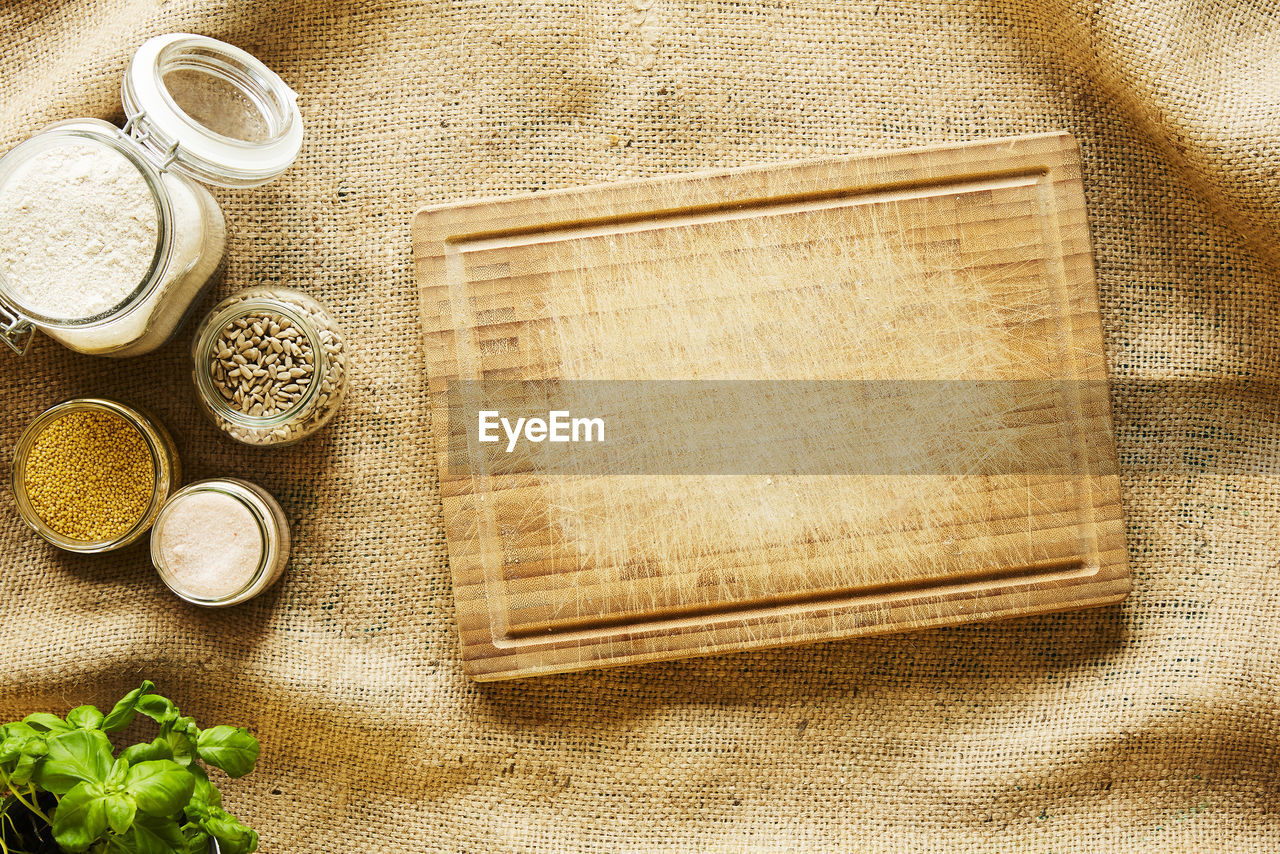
[{"x1": 0, "y1": 34, "x2": 303, "y2": 357}]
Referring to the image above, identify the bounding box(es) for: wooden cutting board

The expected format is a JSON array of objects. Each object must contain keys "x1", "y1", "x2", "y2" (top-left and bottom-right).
[{"x1": 414, "y1": 131, "x2": 1129, "y2": 681}]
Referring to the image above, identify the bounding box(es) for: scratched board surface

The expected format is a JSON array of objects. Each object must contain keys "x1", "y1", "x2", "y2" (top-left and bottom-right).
[{"x1": 414, "y1": 132, "x2": 1129, "y2": 681}]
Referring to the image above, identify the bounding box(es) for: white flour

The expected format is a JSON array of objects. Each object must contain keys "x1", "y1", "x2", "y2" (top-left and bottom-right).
[{"x1": 0, "y1": 139, "x2": 158, "y2": 320}]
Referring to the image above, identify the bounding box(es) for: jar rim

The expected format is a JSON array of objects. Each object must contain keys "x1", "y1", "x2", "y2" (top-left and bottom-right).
[
  {"x1": 150, "y1": 478, "x2": 278, "y2": 606},
  {"x1": 11, "y1": 398, "x2": 177, "y2": 553},
  {"x1": 123, "y1": 34, "x2": 304, "y2": 188},
  {"x1": 0, "y1": 125, "x2": 175, "y2": 328},
  {"x1": 192, "y1": 295, "x2": 328, "y2": 428}
]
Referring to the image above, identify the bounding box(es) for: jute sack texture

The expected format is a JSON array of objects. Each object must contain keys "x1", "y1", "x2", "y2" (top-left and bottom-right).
[{"x1": 1, "y1": 1, "x2": 1277, "y2": 850}]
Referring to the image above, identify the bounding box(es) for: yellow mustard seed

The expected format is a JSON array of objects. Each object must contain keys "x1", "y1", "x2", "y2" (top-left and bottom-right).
[{"x1": 23, "y1": 409, "x2": 154, "y2": 542}]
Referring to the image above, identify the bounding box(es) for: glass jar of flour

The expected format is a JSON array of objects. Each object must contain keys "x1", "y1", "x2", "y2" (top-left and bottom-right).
[{"x1": 0, "y1": 34, "x2": 303, "y2": 357}]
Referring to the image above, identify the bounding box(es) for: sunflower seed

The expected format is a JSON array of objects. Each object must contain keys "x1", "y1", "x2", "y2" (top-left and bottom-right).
[{"x1": 203, "y1": 296, "x2": 345, "y2": 444}]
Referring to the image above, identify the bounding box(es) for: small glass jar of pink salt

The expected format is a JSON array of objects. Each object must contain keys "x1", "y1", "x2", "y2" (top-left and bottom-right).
[{"x1": 150, "y1": 478, "x2": 290, "y2": 607}]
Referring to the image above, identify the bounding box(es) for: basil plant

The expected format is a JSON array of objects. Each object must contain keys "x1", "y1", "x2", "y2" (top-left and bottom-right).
[{"x1": 0, "y1": 682, "x2": 259, "y2": 854}]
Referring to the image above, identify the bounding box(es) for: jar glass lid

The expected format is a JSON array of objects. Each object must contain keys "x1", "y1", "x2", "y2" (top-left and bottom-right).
[{"x1": 122, "y1": 34, "x2": 304, "y2": 188}]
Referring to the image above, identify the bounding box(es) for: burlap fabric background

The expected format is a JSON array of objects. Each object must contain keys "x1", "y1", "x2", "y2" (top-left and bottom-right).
[{"x1": 1, "y1": 0, "x2": 1277, "y2": 850}]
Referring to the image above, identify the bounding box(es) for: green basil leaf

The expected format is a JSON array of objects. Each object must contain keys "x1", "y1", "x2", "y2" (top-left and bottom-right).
[
  {"x1": 195, "y1": 727, "x2": 260, "y2": 778},
  {"x1": 66, "y1": 705, "x2": 105, "y2": 731},
  {"x1": 120, "y1": 737, "x2": 174, "y2": 767},
  {"x1": 104, "y1": 793, "x2": 137, "y2": 836},
  {"x1": 128, "y1": 813, "x2": 189, "y2": 854},
  {"x1": 102, "y1": 682, "x2": 155, "y2": 733},
  {"x1": 107, "y1": 757, "x2": 130, "y2": 788},
  {"x1": 19, "y1": 736, "x2": 48, "y2": 758},
  {"x1": 2, "y1": 731, "x2": 41, "y2": 766},
  {"x1": 183, "y1": 797, "x2": 211, "y2": 823},
  {"x1": 1, "y1": 722, "x2": 35, "y2": 741},
  {"x1": 10, "y1": 749, "x2": 39, "y2": 786},
  {"x1": 186, "y1": 764, "x2": 222, "y2": 811},
  {"x1": 124, "y1": 760, "x2": 195, "y2": 818},
  {"x1": 52, "y1": 781, "x2": 109, "y2": 852},
  {"x1": 22, "y1": 713, "x2": 71, "y2": 733},
  {"x1": 7, "y1": 736, "x2": 48, "y2": 784},
  {"x1": 202, "y1": 807, "x2": 258, "y2": 854},
  {"x1": 166, "y1": 729, "x2": 195, "y2": 767},
  {"x1": 106, "y1": 836, "x2": 138, "y2": 854},
  {"x1": 1, "y1": 723, "x2": 38, "y2": 749},
  {"x1": 134, "y1": 695, "x2": 179, "y2": 726},
  {"x1": 35, "y1": 729, "x2": 113, "y2": 794},
  {"x1": 182, "y1": 823, "x2": 211, "y2": 852}
]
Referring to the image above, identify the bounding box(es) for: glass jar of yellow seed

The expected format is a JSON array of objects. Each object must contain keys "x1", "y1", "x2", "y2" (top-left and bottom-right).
[{"x1": 11, "y1": 398, "x2": 180, "y2": 552}]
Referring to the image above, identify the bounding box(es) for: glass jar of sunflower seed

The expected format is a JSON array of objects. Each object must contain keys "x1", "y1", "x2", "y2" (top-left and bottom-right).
[{"x1": 191, "y1": 286, "x2": 347, "y2": 446}]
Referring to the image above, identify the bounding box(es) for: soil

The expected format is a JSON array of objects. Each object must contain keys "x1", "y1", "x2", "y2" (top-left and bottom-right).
[{"x1": 0, "y1": 791, "x2": 60, "y2": 853}]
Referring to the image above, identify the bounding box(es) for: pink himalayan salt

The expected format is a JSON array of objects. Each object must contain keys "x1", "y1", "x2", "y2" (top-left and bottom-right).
[{"x1": 154, "y1": 490, "x2": 263, "y2": 600}]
